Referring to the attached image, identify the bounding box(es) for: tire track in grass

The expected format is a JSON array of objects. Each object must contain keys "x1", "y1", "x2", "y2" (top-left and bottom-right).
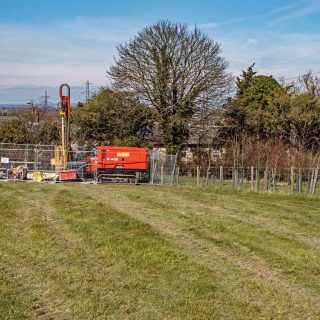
[
  {"x1": 35, "y1": 186, "x2": 284, "y2": 319},
  {"x1": 82, "y1": 186, "x2": 320, "y2": 316},
  {"x1": 204, "y1": 192, "x2": 320, "y2": 235},
  {"x1": 0, "y1": 184, "x2": 37, "y2": 320},
  {"x1": 128, "y1": 187, "x2": 320, "y2": 250},
  {"x1": 0, "y1": 184, "x2": 87, "y2": 319},
  {"x1": 117, "y1": 187, "x2": 320, "y2": 294},
  {"x1": 153, "y1": 188, "x2": 320, "y2": 249},
  {"x1": 0, "y1": 184, "x2": 64, "y2": 319},
  {"x1": 176, "y1": 193, "x2": 320, "y2": 249},
  {"x1": 3, "y1": 183, "x2": 320, "y2": 318},
  {"x1": 21, "y1": 188, "x2": 115, "y2": 319}
]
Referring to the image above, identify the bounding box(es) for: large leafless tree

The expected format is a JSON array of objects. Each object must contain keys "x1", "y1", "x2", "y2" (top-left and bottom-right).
[{"x1": 108, "y1": 20, "x2": 233, "y2": 152}]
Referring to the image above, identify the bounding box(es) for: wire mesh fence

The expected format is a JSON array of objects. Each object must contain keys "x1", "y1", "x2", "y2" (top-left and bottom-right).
[
  {"x1": 0, "y1": 144, "x2": 177, "y2": 185},
  {"x1": 0, "y1": 143, "x2": 319, "y2": 196},
  {"x1": 149, "y1": 149, "x2": 177, "y2": 185},
  {"x1": 0, "y1": 144, "x2": 95, "y2": 171},
  {"x1": 174, "y1": 165, "x2": 320, "y2": 196}
]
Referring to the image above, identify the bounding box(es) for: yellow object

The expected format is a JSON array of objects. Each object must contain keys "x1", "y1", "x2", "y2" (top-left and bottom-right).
[
  {"x1": 12, "y1": 168, "x2": 24, "y2": 175},
  {"x1": 54, "y1": 146, "x2": 67, "y2": 172},
  {"x1": 117, "y1": 152, "x2": 130, "y2": 157},
  {"x1": 10, "y1": 167, "x2": 27, "y2": 180},
  {"x1": 32, "y1": 171, "x2": 43, "y2": 182}
]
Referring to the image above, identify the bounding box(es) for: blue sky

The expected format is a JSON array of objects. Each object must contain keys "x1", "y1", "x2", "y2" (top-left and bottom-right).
[{"x1": 1, "y1": 0, "x2": 320, "y2": 103}]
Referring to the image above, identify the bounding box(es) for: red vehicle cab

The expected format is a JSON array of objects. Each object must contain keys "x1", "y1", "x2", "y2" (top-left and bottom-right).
[{"x1": 87, "y1": 146, "x2": 149, "y2": 183}]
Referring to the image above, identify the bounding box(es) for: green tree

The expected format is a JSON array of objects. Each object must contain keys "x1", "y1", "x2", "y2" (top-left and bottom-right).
[
  {"x1": 236, "y1": 63, "x2": 257, "y2": 95},
  {"x1": 227, "y1": 66, "x2": 282, "y2": 138},
  {"x1": 108, "y1": 20, "x2": 232, "y2": 153},
  {"x1": 0, "y1": 118, "x2": 30, "y2": 143},
  {"x1": 38, "y1": 121, "x2": 61, "y2": 145},
  {"x1": 287, "y1": 93, "x2": 320, "y2": 149},
  {"x1": 73, "y1": 88, "x2": 155, "y2": 146}
]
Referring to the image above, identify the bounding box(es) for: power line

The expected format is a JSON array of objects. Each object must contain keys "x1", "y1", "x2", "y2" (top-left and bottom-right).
[
  {"x1": 0, "y1": 86, "x2": 88, "y2": 105},
  {"x1": 0, "y1": 99, "x2": 31, "y2": 102},
  {"x1": 259, "y1": 53, "x2": 320, "y2": 69},
  {"x1": 284, "y1": 71, "x2": 320, "y2": 81}
]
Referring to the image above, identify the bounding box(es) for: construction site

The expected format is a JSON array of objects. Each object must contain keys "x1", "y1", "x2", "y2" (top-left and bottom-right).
[
  {"x1": 0, "y1": 142, "x2": 176, "y2": 184},
  {"x1": 1, "y1": 3, "x2": 320, "y2": 319},
  {"x1": 0, "y1": 84, "x2": 176, "y2": 185}
]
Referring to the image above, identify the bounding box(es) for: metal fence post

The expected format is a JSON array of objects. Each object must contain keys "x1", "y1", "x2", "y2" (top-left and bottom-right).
[
  {"x1": 94, "y1": 148, "x2": 98, "y2": 184},
  {"x1": 149, "y1": 149, "x2": 158, "y2": 185},
  {"x1": 170, "y1": 154, "x2": 177, "y2": 186},
  {"x1": 34, "y1": 146, "x2": 39, "y2": 171},
  {"x1": 297, "y1": 169, "x2": 302, "y2": 193}
]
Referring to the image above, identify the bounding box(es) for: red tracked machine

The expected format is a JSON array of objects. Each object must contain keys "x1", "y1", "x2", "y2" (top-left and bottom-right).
[{"x1": 87, "y1": 146, "x2": 149, "y2": 183}]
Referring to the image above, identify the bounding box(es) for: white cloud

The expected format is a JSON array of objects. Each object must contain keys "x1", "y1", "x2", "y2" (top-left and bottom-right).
[
  {"x1": 217, "y1": 32, "x2": 320, "y2": 80},
  {"x1": 198, "y1": 22, "x2": 220, "y2": 29},
  {"x1": 269, "y1": 0, "x2": 320, "y2": 26},
  {"x1": 1, "y1": 14, "x2": 320, "y2": 103},
  {"x1": 0, "y1": 17, "x2": 146, "y2": 88},
  {"x1": 245, "y1": 38, "x2": 258, "y2": 46}
]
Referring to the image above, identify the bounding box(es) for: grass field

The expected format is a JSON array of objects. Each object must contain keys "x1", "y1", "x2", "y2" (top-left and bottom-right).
[{"x1": 0, "y1": 182, "x2": 320, "y2": 319}]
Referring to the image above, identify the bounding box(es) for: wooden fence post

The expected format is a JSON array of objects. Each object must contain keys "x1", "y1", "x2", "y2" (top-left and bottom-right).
[
  {"x1": 220, "y1": 166, "x2": 223, "y2": 187},
  {"x1": 290, "y1": 167, "x2": 294, "y2": 194},
  {"x1": 251, "y1": 166, "x2": 254, "y2": 190},
  {"x1": 160, "y1": 165, "x2": 164, "y2": 185},
  {"x1": 205, "y1": 165, "x2": 210, "y2": 188},
  {"x1": 232, "y1": 168, "x2": 235, "y2": 190},
  {"x1": 264, "y1": 170, "x2": 268, "y2": 191},
  {"x1": 309, "y1": 170, "x2": 312, "y2": 192},
  {"x1": 273, "y1": 168, "x2": 277, "y2": 192},
  {"x1": 235, "y1": 168, "x2": 239, "y2": 190},
  {"x1": 175, "y1": 166, "x2": 180, "y2": 186},
  {"x1": 255, "y1": 168, "x2": 259, "y2": 191},
  {"x1": 309, "y1": 169, "x2": 314, "y2": 194},
  {"x1": 196, "y1": 165, "x2": 200, "y2": 187},
  {"x1": 311, "y1": 167, "x2": 318, "y2": 196}
]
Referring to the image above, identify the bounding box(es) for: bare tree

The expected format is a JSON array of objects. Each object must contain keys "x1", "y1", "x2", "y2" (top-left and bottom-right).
[
  {"x1": 108, "y1": 20, "x2": 233, "y2": 152},
  {"x1": 298, "y1": 71, "x2": 320, "y2": 97}
]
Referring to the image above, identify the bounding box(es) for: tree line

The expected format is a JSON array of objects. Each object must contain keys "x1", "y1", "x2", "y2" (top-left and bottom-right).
[{"x1": 1, "y1": 20, "x2": 320, "y2": 168}]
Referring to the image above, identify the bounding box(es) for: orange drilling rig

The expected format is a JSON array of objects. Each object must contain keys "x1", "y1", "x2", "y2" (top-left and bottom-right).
[{"x1": 55, "y1": 83, "x2": 78, "y2": 181}]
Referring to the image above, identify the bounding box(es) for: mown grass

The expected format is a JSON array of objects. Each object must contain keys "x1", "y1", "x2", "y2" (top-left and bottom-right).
[{"x1": 0, "y1": 182, "x2": 319, "y2": 319}]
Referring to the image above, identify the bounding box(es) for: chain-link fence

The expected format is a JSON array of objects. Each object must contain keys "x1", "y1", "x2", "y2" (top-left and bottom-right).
[{"x1": 149, "y1": 149, "x2": 177, "y2": 185}]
